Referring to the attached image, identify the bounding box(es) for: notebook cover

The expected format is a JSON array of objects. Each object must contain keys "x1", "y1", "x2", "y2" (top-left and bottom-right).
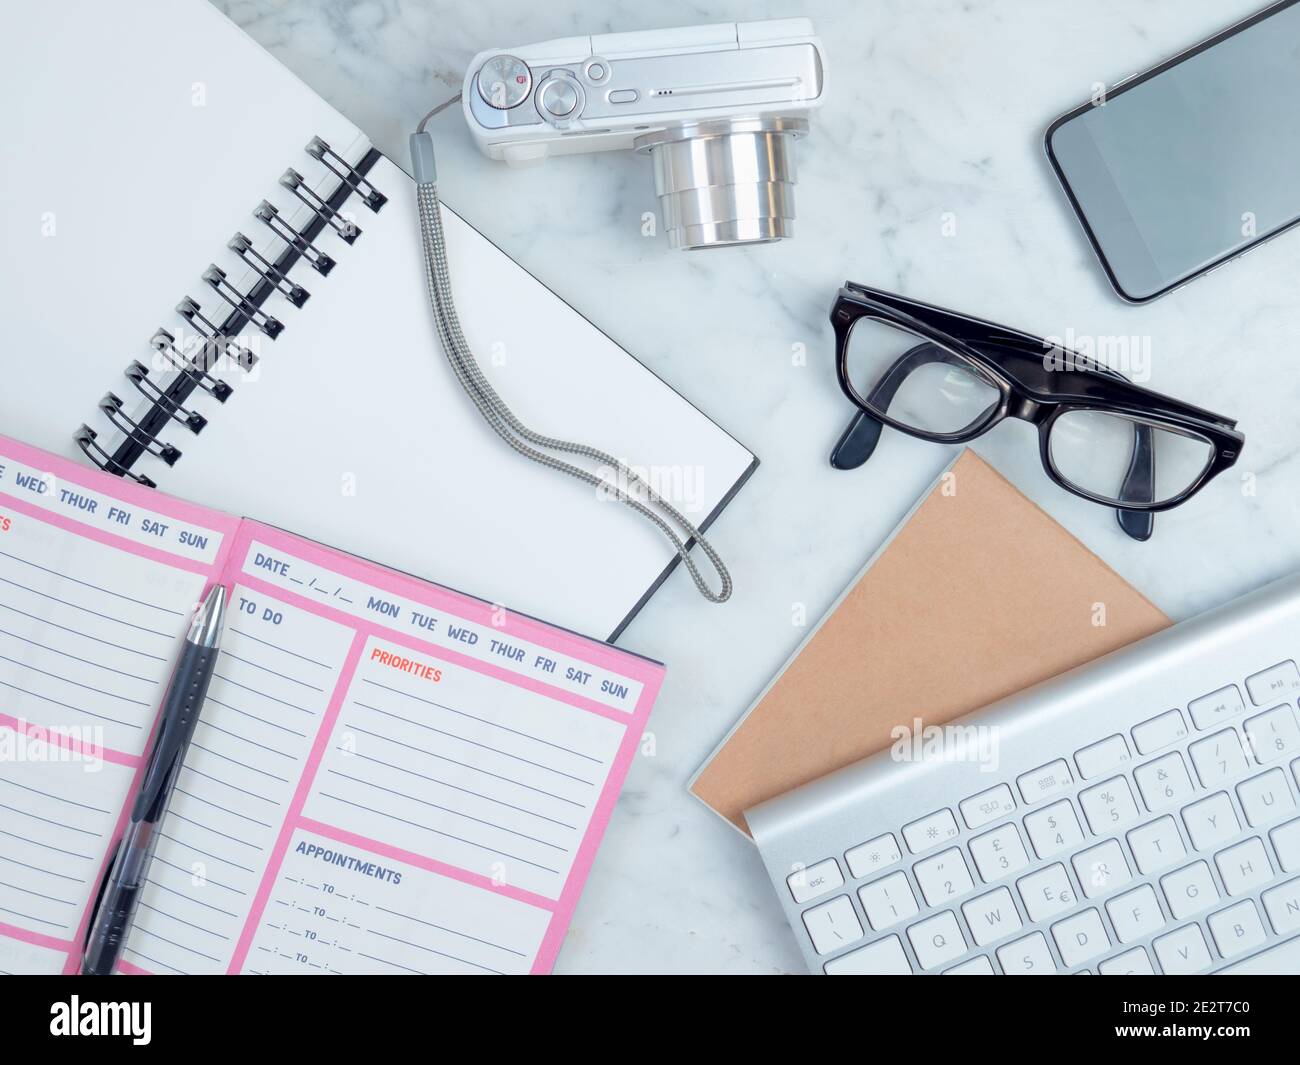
[{"x1": 690, "y1": 450, "x2": 1171, "y2": 834}]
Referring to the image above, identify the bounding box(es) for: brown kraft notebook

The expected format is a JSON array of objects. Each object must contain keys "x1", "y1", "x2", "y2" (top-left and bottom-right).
[{"x1": 690, "y1": 449, "x2": 1171, "y2": 835}]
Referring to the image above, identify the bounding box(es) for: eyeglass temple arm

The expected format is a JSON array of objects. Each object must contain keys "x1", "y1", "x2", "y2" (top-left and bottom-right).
[
  {"x1": 1117, "y1": 424, "x2": 1155, "y2": 541},
  {"x1": 830, "y1": 342, "x2": 1156, "y2": 542}
]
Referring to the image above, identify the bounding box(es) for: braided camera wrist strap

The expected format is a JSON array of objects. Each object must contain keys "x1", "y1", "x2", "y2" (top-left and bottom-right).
[{"x1": 410, "y1": 117, "x2": 732, "y2": 604}]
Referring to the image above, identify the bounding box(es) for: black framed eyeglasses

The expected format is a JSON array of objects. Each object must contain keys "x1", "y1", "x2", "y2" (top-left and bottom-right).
[{"x1": 829, "y1": 284, "x2": 1244, "y2": 541}]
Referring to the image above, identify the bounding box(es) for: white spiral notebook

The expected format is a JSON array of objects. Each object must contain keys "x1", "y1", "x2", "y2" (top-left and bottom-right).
[{"x1": 0, "y1": 0, "x2": 755, "y2": 641}]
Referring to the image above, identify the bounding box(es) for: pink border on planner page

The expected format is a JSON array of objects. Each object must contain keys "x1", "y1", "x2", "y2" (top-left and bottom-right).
[
  {"x1": 226, "y1": 631, "x2": 368, "y2": 974},
  {"x1": 529, "y1": 669, "x2": 661, "y2": 973},
  {"x1": 222, "y1": 521, "x2": 665, "y2": 974}
]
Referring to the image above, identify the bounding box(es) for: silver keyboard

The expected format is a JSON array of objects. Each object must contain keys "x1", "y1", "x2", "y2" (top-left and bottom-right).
[{"x1": 747, "y1": 574, "x2": 1300, "y2": 975}]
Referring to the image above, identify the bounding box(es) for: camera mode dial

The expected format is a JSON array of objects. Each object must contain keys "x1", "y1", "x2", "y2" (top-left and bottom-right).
[{"x1": 476, "y1": 54, "x2": 531, "y2": 109}]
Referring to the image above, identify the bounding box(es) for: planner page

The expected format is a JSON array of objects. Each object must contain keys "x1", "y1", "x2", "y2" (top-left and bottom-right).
[
  {"x1": 0, "y1": 434, "x2": 239, "y2": 975},
  {"x1": 0, "y1": 433, "x2": 664, "y2": 975},
  {"x1": 118, "y1": 520, "x2": 663, "y2": 975}
]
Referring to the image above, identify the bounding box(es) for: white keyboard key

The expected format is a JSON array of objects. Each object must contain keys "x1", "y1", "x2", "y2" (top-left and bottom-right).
[
  {"x1": 1261, "y1": 877, "x2": 1300, "y2": 936},
  {"x1": 1075, "y1": 734, "x2": 1132, "y2": 780},
  {"x1": 787, "y1": 857, "x2": 844, "y2": 903},
  {"x1": 913, "y1": 847, "x2": 974, "y2": 907},
  {"x1": 857, "y1": 870, "x2": 919, "y2": 931},
  {"x1": 902, "y1": 808, "x2": 959, "y2": 854},
  {"x1": 1017, "y1": 759, "x2": 1075, "y2": 805},
  {"x1": 1073, "y1": 839, "x2": 1132, "y2": 898},
  {"x1": 1208, "y1": 899, "x2": 1267, "y2": 958},
  {"x1": 960, "y1": 783, "x2": 1016, "y2": 830},
  {"x1": 944, "y1": 954, "x2": 995, "y2": 975},
  {"x1": 1244, "y1": 704, "x2": 1300, "y2": 764},
  {"x1": 1132, "y1": 709, "x2": 1188, "y2": 755},
  {"x1": 1237, "y1": 768, "x2": 1296, "y2": 827},
  {"x1": 1270, "y1": 817, "x2": 1300, "y2": 873},
  {"x1": 1079, "y1": 776, "x2": 1140, "y2": 833},
  {"x1": 802, "y1": 895, "x2": 863, "y2": 955},
  {"x1": 1215, "y1": 837, "x2": 1272, "y2": 896},
  {"x1": 1189, "y1": 729, "x2": 1248, "y2": 788},
  {"x1": 1024, "y1": 799, "x2": 1085, "y2": 859},
  {"x1": 1134, "y1": 752, "x2": 1195, "y2": 812},
  {"x1": 1052, "y1": 907, "x2": 1111, "y2": 967},
  {"x1": 824, "y1": 934, "x2": 911, "y2": 975},
  {"x1": 1182, "y1": 791, "x2": 1241, "y2": 850},
  {"x1": 1188, "y1": 685, "x2": 1247, "y2": 730},
  {"x1": 961, "y1": 886, "x2": 1022, "y2": 947},
  {"x1": 1017, "y1": 864, "x2": 1078, "y2": 924},
  {"x1": 1106, "y1": 883, "x2": 1165, "y2": 943},
  {"x1": 845, "y1": 833, "x2": 901, "y2": 878},
  {"x1": 997, "y1": 931, "x2": 1057, "y2": 975},
  {"x1": 967, "y1": 823, "x2": 1029, "y2": 883},
  {"x1": 1246, "y1": 660, "x2": 1300, "y2": 705},
  {"x1": 1126, "y1": 815, "x2": 1185, "y2": 875},
  {"x1": 1099, "y1": 946, "x2": 1155, "y2": 975},
  {"x1": 1161, "y1": 860, "x2": 1219, "y2": 920},
  {"x1": 906, "y1": 910, "x2": 967, "y2": 971},
  {"x1": 1153, "y1": 924, "x2": 1213, "y2": 974}
]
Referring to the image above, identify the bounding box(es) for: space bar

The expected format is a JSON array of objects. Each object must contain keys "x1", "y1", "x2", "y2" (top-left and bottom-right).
[{"x1": 1216, "y1": 935, "x2": 1300, "y2": 975}]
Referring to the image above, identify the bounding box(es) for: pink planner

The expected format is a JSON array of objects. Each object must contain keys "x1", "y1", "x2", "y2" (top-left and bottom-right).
[{"x1": 0, "y1": 432, "x2": 664, "y2": 975}]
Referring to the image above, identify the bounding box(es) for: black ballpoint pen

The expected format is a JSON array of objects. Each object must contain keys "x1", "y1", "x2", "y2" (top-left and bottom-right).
[{"x1": 82, "y1": 584, "x2": 227, "y2": 975}]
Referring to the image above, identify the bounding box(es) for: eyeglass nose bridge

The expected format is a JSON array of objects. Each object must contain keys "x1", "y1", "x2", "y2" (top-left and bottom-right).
[{"x1": 1006, "y1": 392, "x2": 1051, "y2": 425}]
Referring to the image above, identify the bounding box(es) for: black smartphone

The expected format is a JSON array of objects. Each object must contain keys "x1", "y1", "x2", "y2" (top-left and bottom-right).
[{"x1": 1046, "y1": 1, "x2": 1300, "y2": 303}]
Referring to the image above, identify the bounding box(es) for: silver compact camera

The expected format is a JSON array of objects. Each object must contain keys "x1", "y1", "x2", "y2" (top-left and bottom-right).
[{"x1": 461, "y1": 19, "x2": 827, "y2": 249}]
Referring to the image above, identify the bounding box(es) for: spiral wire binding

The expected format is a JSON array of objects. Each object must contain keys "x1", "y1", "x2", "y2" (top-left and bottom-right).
[
  {"x1": 151, "y1": 329, "x2": 233, "y2": 402},
  {"x1": 254, "y1": 201, "x2": 337, "y2": 274},
  {"x1": 125, "y1": 361, "x2": 207, "y2": 432},
  {"x1": 99, "y1": 393, "x2": 182, "y2": 466},
  {"x1": 75, "y1": 426, "x2": 157, "y2": 488},
  {"x1": 281, "y1": 169, "x2": 360, "y2": 243},
  {"x1": 74, "y1": 137, "x2": 384, "y2": 481},
  {"x1": 307, "y1": 136, "x2": 387, "y2": 210},
  {"x1": 229, "y1": 233, "x2": 310, "y2": 307},
  {"x1": 174, "y1": 300, "x2": 259, "y2": 371}
]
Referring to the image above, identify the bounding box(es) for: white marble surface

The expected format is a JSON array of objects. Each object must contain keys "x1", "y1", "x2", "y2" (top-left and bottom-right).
[{"x1": 212, "y1": 0, "x2": 1300, "y2": 973}]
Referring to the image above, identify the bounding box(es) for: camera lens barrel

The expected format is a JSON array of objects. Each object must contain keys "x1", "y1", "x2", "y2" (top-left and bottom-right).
[{"x1": 635, "y1": 117, "x2": 808, "y2": 250}]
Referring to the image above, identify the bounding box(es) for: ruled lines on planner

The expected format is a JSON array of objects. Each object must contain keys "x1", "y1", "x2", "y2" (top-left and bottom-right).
[
  {"x1": 0, "y1": 511, "x2": 206, "y2": 755},
  {"x1": 302, "y1": 635, "x2": 629, "y2": 899},
  {"x1": 243, "y1": 828, "x2": 550, "y2": 975},
  {"x1": 0, "y1": 733, "x2": 134, "y2": 942},
  {"x1": 119, "y1": 587, "x2": 354, "y2": 975}
]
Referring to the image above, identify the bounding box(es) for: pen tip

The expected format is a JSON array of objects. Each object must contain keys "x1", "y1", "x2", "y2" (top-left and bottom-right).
[{"x1": 189, "y1": 585, "x2": 227, "y2": 647}]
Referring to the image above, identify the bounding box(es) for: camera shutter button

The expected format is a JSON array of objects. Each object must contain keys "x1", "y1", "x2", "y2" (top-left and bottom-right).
[{"x1": 539, "y1": 76, "x2": 581, "y2": 118}]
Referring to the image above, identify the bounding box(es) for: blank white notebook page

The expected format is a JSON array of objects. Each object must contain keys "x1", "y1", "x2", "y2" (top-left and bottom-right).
[{"x1": 179, "y1": 154, "x2": 754, "y2": 636}]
